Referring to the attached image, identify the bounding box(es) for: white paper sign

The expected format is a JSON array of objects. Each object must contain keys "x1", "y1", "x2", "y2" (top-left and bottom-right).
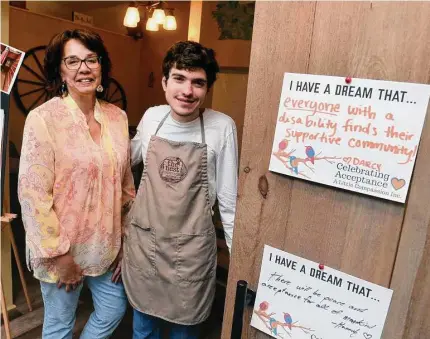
[
  {"x1": 269, "y1": 73, "x2": 430, "y2": 203},
  {"x1": 251, "y1": 245, "x2": 393, "y2": 339}
]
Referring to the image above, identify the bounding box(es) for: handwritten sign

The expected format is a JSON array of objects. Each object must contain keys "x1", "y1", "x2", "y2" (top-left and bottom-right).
[
  {"x1": 251, "y1": 245, "x2": 393, "y2": 339},
  {"x1": 269, "y1": 73, "x2": 430, "y2": 203}
]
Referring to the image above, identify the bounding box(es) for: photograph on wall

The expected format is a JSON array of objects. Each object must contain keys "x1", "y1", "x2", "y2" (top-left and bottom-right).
[
  {"x1": 212, "y1": 1, "x2": 255, "y2": 40},
  {"x1": 1, "y1": 42, "x2": 25, "y2": 95}
]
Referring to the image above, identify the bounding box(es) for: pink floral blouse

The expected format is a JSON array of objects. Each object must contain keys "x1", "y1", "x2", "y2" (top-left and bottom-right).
[{"x1": 18, "y1": 95, "x2": 135, "y2": 283}]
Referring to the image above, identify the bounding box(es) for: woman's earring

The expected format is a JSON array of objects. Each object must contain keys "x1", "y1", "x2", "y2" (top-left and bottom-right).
[
  {"x1": 61, "y1": 81, "x2": 67, "y2": 95},
  {"x1": 96, "y1": 85, "x2": 104, "y2": 93}
]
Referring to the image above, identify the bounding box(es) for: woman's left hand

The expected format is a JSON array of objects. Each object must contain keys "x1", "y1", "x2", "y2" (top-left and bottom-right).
[{"x1": 110, "y1": 246, "x2": 123, "y2": 284}]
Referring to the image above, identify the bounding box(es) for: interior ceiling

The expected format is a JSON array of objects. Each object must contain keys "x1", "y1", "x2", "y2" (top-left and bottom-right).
[
  {"x1": 49, "y1": 1, "x2": 186, "y2": 11},
  {"x1": 60, "y1": 1, "x2": 128, "y2": 11}
]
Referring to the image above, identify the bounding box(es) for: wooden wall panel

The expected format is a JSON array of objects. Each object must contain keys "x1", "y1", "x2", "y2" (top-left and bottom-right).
[
  {"x1": 212, "y1": 72, "x2": 249, "y2": 155},
  {"x1": 387, "y1": 105, "x2": 430, "y2": 339},
  {"x1": 403, "y1": 229, "x2": 430, "y2": 338},
  {"x1": 309, "y1": 2, "x2": 430, "y2": 83},
  {"x1": 221, "y1": 2, "x2": 317, "y2": 338},
  {"x1": 222, "y1": 2, "x2": 430, "y2": 339},
  {"x1": 308, "y1": 4, "x2": 430, "y2": 338}
]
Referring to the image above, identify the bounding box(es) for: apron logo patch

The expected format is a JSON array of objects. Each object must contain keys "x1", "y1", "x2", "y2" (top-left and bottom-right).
[{"x1": 159, "y1": 157, "x2": 188, "y2": 183}]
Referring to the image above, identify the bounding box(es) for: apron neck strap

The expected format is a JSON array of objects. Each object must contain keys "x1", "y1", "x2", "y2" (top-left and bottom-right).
[
  {"x1": 199, "y1": 114, "x2": 205, "y2": 144},
  {"x1": 155, "y1": 110, "x2": 206, "y2": 144},
  {"x1": 155, "y1": 111, "x2": 170, "y2": 135}
]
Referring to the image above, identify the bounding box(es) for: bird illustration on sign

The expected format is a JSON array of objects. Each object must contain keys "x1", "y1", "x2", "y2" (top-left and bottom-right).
[
  {"x1": 273, "y1": 139, "x2": 339, "y2": 179},
  {"x1": 253, "y1": 301, "x2": 313, "y2": 338},
  {"x1": 305, "y1": 146, "x2": 315, "y2": 164}
]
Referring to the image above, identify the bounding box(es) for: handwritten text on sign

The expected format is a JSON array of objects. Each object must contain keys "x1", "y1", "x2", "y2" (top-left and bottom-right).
[
  {"x1": 269, "y1": 73, "x2": 430, "y2": 203},
  {"x1": 250, "y1": 245, "x2": 393, "y2": 339}
]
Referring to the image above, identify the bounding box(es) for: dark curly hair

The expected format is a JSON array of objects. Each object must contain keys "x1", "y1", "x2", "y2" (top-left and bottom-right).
[
  {"x1": 44, "y1": 29, "x2": 111, "y2": 98},
  {"x1": 162, "y1": 41, "x2": 220, "y2": 89}
]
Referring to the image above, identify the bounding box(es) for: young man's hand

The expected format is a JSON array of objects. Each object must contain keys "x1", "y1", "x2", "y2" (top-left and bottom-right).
[{"x1": 110, "y1": 246, "x2": 123, "y2": 284}]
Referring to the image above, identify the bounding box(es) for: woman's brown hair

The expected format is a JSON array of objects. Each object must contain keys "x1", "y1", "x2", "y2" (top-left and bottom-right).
[{"x1": 44, "y1": 29, "x2": 112, "y2": 98}]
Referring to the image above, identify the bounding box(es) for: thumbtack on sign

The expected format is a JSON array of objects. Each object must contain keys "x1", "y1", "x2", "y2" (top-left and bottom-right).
[
  {"x1": 345, "y1": 76, "x2": 352, "y2": 84},
  {"x1": 318, "y1": 263, "x2": 324, "y2": 270}
]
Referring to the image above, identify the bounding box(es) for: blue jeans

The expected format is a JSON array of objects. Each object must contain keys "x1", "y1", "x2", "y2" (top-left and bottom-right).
[
  {"x1": 40, "y1": 271, "x2": 127, "y2": 339},
  {"x1": 132, "y1": 309, "x2": 200, "y2": 339}
]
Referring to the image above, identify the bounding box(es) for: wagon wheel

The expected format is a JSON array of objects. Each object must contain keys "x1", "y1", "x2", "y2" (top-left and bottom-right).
[
  {"x1": 13, "y1": 45, "x2": 128, "y2": 115},
  {"x1": 13, "y1": 45, "x2": 51, "y2": 115},
  {"x1": 103, "y1": 77, "x2": 127, "y2": 111}
]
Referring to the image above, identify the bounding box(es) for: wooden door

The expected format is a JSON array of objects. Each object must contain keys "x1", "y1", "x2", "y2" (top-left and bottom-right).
[
  {"x1": 212, "y1": 69, "x2": 249, "y2": 155},
  {"x1": 221, "y1": 2, "x2": 430, "y2": 339}
]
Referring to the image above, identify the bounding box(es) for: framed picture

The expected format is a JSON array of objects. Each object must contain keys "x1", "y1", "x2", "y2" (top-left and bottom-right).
[
  {"x1": 72, "y1": 11, "x2": 94, "y2": 26},
  {"x1": 212, "y1": 1, "x2": 255, "y2": 40},
  {"x1": 1, "y1": 92, "x2": 10, "y2": 214},
  {"x1": 1, "y1": 43, "x2": 25, "y2": 95}
]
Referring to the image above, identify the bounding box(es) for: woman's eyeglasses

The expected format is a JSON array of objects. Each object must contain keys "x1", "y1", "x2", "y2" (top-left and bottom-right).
[{"x1": 63, "y1": 56, "x2": 102, "y2": 70}]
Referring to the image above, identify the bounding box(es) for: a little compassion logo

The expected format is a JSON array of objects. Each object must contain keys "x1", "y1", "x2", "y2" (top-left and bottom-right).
[{"x1": 334, "y1": 163, "x2": 390, "y2": 196}]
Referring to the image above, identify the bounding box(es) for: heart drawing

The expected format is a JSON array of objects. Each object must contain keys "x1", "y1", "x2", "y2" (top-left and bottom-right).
[
  {"x1": 363, "y1": 333, "x2": 373, "y2": 339},
  {"x1": 391, "y1": 178, "x2": 406, "y2": 190}
]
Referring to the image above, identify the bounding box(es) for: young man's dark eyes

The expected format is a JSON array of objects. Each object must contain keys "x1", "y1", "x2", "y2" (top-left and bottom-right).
[{"x1": 172, "y1": 77, "x2": 206, "y2": 87}]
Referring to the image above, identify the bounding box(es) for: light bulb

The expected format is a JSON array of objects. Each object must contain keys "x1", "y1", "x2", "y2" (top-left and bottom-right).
[
  {"x1": 146, "y1": 17, "x2": 159, "y2": 31},
  {"x1": 163, "y1": 15, "x2": 177, "y2": 30},
  {"x1": 123, "y1": 6, "x2": 140, "y2": 28},
  {"x1": 152, "y1": 8, "x2": 166, "y2": 25}
]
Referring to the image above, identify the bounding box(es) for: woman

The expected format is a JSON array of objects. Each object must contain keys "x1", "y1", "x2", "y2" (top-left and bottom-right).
[{"x1": 18, "y1": 29, "x2": 135, "y2": 339}]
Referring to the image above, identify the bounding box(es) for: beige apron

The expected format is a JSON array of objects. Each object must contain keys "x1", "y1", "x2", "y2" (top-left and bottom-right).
[{"x1": 122, "y1": 112, "x2": 217, "y2": 325}]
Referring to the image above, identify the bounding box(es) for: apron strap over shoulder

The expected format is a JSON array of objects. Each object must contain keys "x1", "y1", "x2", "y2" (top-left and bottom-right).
[
  {"x1": 199, "y1": 114, "x2": 205, "y2": 144},
  {"x1": 155, "y1": 110, "x2": 206, "y2": 144},
  {"x1": 155, "y1": 112, "x2": 171, "y2": 136}
]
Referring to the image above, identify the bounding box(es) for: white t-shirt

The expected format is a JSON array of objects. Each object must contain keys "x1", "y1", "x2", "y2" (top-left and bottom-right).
[{"x1": 131, "y1": 105, "x2": 238, "y2": 251}]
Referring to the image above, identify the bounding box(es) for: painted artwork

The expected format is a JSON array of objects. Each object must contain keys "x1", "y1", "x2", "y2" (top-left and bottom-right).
[
  {"x1": 251, "y1": 245, "x2": 393, "y2": 339},
  {"x1": 269, "y1": 73, "x2": 430, "y2": 203},
  {"x1": 1, "y1": 43, "x2": 25, "y2": 95},
  {"x1": 212, "y1": 1, "x2": 255, "y2": 40}
]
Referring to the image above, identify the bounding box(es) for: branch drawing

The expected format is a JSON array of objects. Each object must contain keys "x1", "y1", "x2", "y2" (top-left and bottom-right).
[
  {"x1": 273, "y1": 139, "x2": 340, "y2": 179},
  {"x1": 253, "y1": 301, "x2": 314, "y2": 338}
]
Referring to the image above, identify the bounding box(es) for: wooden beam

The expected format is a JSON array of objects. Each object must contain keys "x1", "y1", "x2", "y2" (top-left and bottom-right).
[{"x1": 187, "y1": 0, "x2": 202, "y2": 42}]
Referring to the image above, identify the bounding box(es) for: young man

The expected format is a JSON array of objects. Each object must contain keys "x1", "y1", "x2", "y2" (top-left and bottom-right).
[{"x1": 122, "y1": 41, "x2": 238, "y2": 338}]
